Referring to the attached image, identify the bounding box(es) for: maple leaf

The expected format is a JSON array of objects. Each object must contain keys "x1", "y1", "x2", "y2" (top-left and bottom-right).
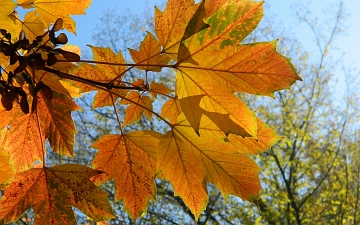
[
  {"x1": 37, "y1": 91, "x2": 80, "y2": 157},
  {"x1": 169, "y1": 0, "x2": 300, "y2": 136},
  {"x1": 177, "y1": 1, "x2": 301, "y2": 96},
  {"x1": 128, "y1": 32, "x2": 170, "y2": 72},
  {"x1": 71, "y1": 45, "x2": 128, "y2": 109},
  {"x1": 149, "y1": 80, "x2": 173, "y2": 98},
  {"x1": 17, "y1": 0, "x2": 92, "y2": 34},
  {"x1": 157, "y1": 114, "x2": 280, "y2": 220},
  {"x1": 160, "y1": 98, "x2": 182, "y2": 124},
  {"x1": 155, "y1": 0, "x2": 199, "y2": 59},
  {"x1": 0, "y1": 164, "x2": 115, "y2": 225},
  {"x1": 0, "y1": 150, "x2": 13, "y2": 185},
  {"x1": 1, "y1": 91, "x2": 79, "y2": 172},
  {"x1": 91, "y1": 131, "x2": 162, "y2": 219},
  {"x1": 17, "y1": 10, "x2": 47, "y2": 42},
  {"x1": 176, "y1": 76, "x2": 257, "y2": 136},
  {"x1": 3, "y1": 108, "x2": 45, "y2": 173},
  {"x1": 0, "y1": 0, "x2": 16, "y2": 35},
  {"x1": 121, "y1": 91, "x2": 154, "y2": 126}
]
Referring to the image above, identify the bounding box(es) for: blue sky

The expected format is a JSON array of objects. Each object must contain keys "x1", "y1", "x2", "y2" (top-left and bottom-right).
[{"x1": 67, "y1": 0, "x2": 359, "y2": 73}]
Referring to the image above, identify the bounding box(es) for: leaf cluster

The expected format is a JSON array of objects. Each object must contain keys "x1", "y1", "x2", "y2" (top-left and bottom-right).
[{"x1": 0, "y1": 0, "x2": 301, "y2": 224}]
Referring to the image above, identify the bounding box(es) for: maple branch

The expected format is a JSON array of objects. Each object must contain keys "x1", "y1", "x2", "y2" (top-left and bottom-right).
[
  {"x1": 60, "y1": 70, "x2": 174, "y2": 128},
  {"x1": 270, "y1": 148, "x2": 301, "y2": 225},
  {"x1": 42, "y1": 67, "x2": 145, "y2": 91},
  {"x1": 55, "y1": 59, "x2": 177, "y2": 84}
]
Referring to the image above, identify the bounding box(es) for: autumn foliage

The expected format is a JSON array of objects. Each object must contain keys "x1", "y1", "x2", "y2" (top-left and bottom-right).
[{"x1": 0, "y1": 0, "x2": 301, "y2": 224}]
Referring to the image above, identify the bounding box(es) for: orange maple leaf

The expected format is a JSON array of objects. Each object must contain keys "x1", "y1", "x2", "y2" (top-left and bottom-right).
[
  {"x1": 0, "y1": 164, "x2": 115, "y2": 225},
  {"x1": 91, "y1": 131, "x2": 162, "y2": 219},
  {"x1": 149, "y1": 80, "x2": 173, "y2": 98},
  {"x1": 37, "y1": 91, "x2": 80, "y2": 157},
  {"x1": 121, "y1": 91, "x2": 154, "y2": 126},
  {"x1": 155, "y1": 0, "x2": 199, "y2": 60},
  {"x1": 3, "y1": 108, "x2": 45, "y2": 172},
  {"x1": 0, "y1": 150, "x2": 13, "y2": 186},
  {"x1": 1, "y1": 91, "x2": 79, "y2": 172}
]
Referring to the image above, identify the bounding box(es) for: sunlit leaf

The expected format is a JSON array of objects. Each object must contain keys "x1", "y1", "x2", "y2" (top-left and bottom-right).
[
  {"x1": 0, "y1": 164, "x2": 115, "y2": 225},
  {"x1": 91, "y1": 131, "x2": 162, "y2": 219},
  {"x1": 128, "y1": 32, "x2": 170, "y2": 72},
  {"x1": 0, "y1": 0, "x2": 16, "y2": 35},
  {"x1": 155, "y1": 0, "x2": 199, "y2": 59},
  {"x1": 37, "y1": 91, "x2": 80, "y2": 157},
  {"x1": 71, "y1": 46, "x2": 128, "y2": 108},
  {"x1": 149, "y1": 80, "x2": 172, "y2": 98},
  {"x1": 157, "y1": 114, "x2": 276, "y2": 220},
  {"x1": 17, "y1": 0, "x2": 92, "y2": 34},
  {"x1": 3, "y1": 107, "x2": 45, "y2": 173},
  {"x1": 160, "y1": 98, "x2": 182, "y2": 124},
  {"x1": 122, "y1": 91, "x2": 154, "y2": 126}
]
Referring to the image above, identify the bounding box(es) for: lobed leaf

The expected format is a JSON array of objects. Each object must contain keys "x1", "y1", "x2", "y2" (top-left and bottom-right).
[
  {"x1": 3, "y1": 108, "x2": 45, "y2": 173},
  {"x1": 128, "y1": 32, "x2": 170, "y2": 72},
  {"x1": 37, "y1": 91, "x2": 80, "y2": 157},
  {"x1": 176, "y1": 72, "x2": 257, "y2": 137},
  {"x1": 160, "y1": 98, "x2": 182, "y2": 124},
  {"x1": 0, "y1": 0, "x2": 16, "y2": 35},
  {"x1": 155, "y1": 0, "x2": 199, "y2": 59},
  {"x1": 91, "y1": 131, "x2": 162, "y2": 219},
  {"x1": 17, "y1": 0, "x2": 92, "y2": 34},
  {"x1": 0, "y1": 164, "x2": 115, "y2": 225},
  {"x1": 149, "y1": 80, "x2": 173, "y2": 98},
  {"x1": 71, "y1": 46, "x2": 128, "y2": 108},
  {"x1": 122, "y1": 91, "x2": 154, "y2": 126},
  {"x1": 157, "y1": 114, "x2": 279, "y2": 220},
  {"x1": 177, "y1": 0, "x2": 301, "y2": 96}
]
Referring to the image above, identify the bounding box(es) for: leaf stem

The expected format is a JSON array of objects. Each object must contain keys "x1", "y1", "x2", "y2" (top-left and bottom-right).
[
  {"x1": 110, "y1": 93, "x2": 124, "y2": 134},
  {"x1": 35, "y1": 107, "x2": 45, "y2": 165}
]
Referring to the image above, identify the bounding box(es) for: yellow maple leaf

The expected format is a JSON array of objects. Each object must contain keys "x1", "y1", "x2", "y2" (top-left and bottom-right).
[
  {"x1": 17, "y1": 0, "x2": 92, "y2": 34},
  {"x1": 160, "y1": 98, "x2": 182, "y2": 124},
  {"x1": 177, "y1": 1, "x2": 301, "y2": 96},
  {"x1": 0, "y1": 0, "x2": 16, "y2": 36},
  {"x1": 157, "y1": 113, "x2": 280, "y2": 220},
  {"x1": 128, "y1": 32, "x2": 170, "y2": 72},
  {"x1": 18, "y1": 10, "x2": 47, "y2": 42},
  {"x1": 177, "y1": 73, "x2": 257, "y2": 137}
]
